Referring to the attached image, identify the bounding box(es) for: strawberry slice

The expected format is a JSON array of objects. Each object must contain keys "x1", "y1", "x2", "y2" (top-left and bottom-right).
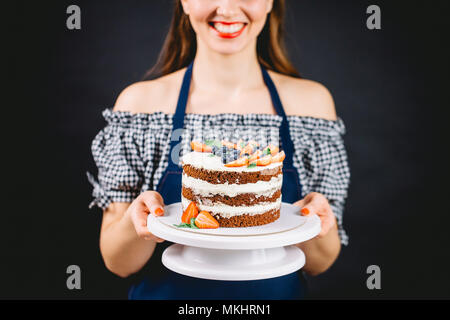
[
  {"x1": 191, "y1": 141, "x2": 203, "y2": 152},
  {"x1": 181, "y1": 202, "x2": 199, "y2": 224},
  {"x1": 271, "y1": 150, "x2": 285, "y2": 163},
  {"x1": 268, "y1": 145, "x2": 279, "y2": 155},
  {"x1": 263, "y1": 144, "x2": 279, "y2": 156},
  {"x1": 248, "y1": 149, "x2": 262, "y2": 162},
  {"x1": 247, "y1": 140, "x2": 260, "y2": 147},
  {"x1": 240, "y1": 143, "x2": 254, "y2": 156},
  {"x1": 256, "y1": 155, "x2": 272, "y2": 166},
  {"x1": 221, "y1": 140, "x2": 238, "y2": 149},
  {"x1": 195, "y1": 211, "x2": 220, "y2": 229},
  {"x1": 191, "y1": 141, "x2": 212, "y2": 153},
  {"x1": 224, "y1": 157, "x2": 249, "y2": 167}
]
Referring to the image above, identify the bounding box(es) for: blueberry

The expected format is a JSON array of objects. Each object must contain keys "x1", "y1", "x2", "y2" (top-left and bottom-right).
[
  {"x1": 224, "y1": 150, "x2": 237, "y2": 162},
  {"x1": 211, "y1": 145, "x2": 219, "y2": 154},
  {"x1": 226, "y1": 152, "x2": 235, "y2": 163}
]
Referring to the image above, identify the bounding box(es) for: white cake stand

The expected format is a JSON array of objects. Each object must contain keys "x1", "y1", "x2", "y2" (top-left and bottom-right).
[{"x1": 147, "y1": 202, "x2": 321, "y2": 281}]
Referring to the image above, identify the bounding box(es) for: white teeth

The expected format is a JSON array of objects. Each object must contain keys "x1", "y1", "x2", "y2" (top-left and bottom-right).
[{"x1": 213, "y1": 22, "x2": 244, "y2": 34}]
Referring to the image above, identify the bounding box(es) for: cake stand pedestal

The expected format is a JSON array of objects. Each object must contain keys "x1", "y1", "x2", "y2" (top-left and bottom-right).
[{"x1": 147, "y1": 202, "x2": 321, "y2": 281}]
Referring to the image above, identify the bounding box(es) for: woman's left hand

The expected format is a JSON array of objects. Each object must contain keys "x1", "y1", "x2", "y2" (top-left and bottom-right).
[{"x1": 293, "y1": 192, "x2": 337, "y2": 238}]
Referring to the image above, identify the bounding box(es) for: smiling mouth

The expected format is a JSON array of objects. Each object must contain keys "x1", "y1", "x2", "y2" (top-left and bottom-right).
[{"x1": 208, "y1": 21, "x2": 247, "y2": 38}]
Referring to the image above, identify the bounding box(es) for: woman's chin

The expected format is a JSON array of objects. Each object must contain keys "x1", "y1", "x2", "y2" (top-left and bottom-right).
[{"x1": 205, "y1": 41, "x2": 249, "y2": 56}]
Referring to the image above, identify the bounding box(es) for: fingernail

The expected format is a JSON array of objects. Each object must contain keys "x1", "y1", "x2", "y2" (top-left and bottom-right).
[
  {"x1": 155, "y1": 207, "x2": 164, "y2": 216},
  {"x1": 301, "y1": 208, "x2": 310, "y2": 216}
]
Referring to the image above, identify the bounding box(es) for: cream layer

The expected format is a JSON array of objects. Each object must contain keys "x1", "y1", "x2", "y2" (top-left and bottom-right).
[
  {"x1": 181, "y1": 174, "x2": 282, "y2": 198},
  {"x1": 181, "y1": 196, "x2": 282, "y2": 218}
]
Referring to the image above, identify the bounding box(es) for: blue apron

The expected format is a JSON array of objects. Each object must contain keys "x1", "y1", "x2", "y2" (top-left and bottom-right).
[{"x1": 128, "y1": 61, "x2": 306, "y2": 300}]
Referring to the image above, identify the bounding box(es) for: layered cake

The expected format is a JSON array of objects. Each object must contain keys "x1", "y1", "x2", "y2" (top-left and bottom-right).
[{"x1": 181, "y1": 140, "x2": 285, "y2": 227}]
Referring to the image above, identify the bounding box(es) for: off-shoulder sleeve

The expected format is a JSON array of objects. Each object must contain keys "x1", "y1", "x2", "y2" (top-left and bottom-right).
[
  {"x1": 87, "y1": 109, "x2": 145, "y2": 209},
  {"x1": 87, "y1": 109, "x2": 173, "y2": 210},
  {"x1": 288, "y1": 116, "x2": 351, "y2": 245}
]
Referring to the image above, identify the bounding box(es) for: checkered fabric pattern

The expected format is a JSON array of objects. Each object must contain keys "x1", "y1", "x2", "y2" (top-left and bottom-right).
[{"x1": 88, "y1": 108, "x2": 350, "y2": 245}]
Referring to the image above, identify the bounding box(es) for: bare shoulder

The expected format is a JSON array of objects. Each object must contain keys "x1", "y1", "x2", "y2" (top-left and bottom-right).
[
  {"x1": 268, "y1": 71, "x2": 337, "y2": 120},
  {"x1": 113, "y1": 68, "x2": 186, "y2": 114}
]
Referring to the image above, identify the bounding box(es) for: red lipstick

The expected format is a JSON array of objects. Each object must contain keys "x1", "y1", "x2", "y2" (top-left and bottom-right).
[{"x1": 209, "y1": 21, "x2": 247, "y2": 39}]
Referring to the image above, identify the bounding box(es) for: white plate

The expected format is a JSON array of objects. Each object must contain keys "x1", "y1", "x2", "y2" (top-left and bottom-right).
[
  {"x1": 148, "y1": 202, "x2": 321, "y2": 250},
  {"x1": 157, "y1": 202, "x2": 305, "y2": 236}
]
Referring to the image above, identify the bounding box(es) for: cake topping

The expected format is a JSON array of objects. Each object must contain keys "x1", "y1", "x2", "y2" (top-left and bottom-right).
[
  {"x1": 256, "y1": 154, "x2": 272, "y2": 166},
  {"x1": 240, "y1": 143, "x2": 254, "y2": 157},
  {"x1": 190, "y1": 139, "x2": 284, "y2": 168},
  {"x1": 271, "y1": 150, "x2": 286, "y2": 163},
  {"x1": 263, "y1": 144, "x2": 279, "y2": 156},
  {"x1": 174, "y1": 201, "x2": 220, "y2": 229},
  {"x1": 191, "y1": 141, "x2": 212, "y2": 153},
  {"x1": 248, "y1": 150, "x2": 262, "y2": 163},
  {"x1": 224, "y1": 156, "x2": 249, "y2": 167},
  {"x1": 194, "y1": 211, "x2": 220, "y2": 229},
  {"x1": 221, "y1": 140, "x2": 237, "y2": 149},
  {"x1": 181, "y1": 201, "x2": 199, "y2": 224}
]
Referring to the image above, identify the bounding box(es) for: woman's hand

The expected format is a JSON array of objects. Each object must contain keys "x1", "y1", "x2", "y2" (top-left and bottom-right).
[
  {"x1": 294, "y1": 192, "x2": 336, "y2": 238},
  {"x1": 127, "y1": 191, "x2": 166, "y2": 242},
  {"x1": 293, "y1": 192, "x2": 341, "y2": 276}
]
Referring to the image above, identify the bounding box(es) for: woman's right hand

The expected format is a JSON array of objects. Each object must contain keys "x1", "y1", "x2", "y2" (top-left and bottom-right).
[{"x1": 126, "y1": 191, "x2": 166, "y2": 242}]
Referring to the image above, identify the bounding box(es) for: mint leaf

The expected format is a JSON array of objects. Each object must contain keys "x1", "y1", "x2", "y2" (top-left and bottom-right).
[
  {"x1": 173, "y1": 223, "x2": 192, "y2": 228},
  {"x1": 262, "y1": 148, "x2": 271, "y2": 156},
  {"x1": 247, "y1": 162, "x2": 257, "y2": 168},
  {"x1": 204, "y1": 139, "x2": 222, "y2": 148},
  {"x1": 173, "y1": 218, "x2": 199, "y2": 229},
  {"x1": 190, "y1": 217, "x2": 199, "y2": 229}
]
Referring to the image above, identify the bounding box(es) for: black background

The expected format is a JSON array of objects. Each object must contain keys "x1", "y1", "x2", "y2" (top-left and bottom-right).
[{"x1": 3, "y1": 0, "x2": 450, "y2": 299}]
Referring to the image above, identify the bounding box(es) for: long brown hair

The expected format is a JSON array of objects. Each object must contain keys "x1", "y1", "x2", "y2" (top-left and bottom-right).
[{"x1": 144, "y1": 0, "x2": 299, "y2": 79}]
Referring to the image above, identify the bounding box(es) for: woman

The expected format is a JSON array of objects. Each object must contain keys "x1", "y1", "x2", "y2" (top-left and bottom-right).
[{"x1": 88, "y1": 0, "x2": 350, "y2": 299}]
